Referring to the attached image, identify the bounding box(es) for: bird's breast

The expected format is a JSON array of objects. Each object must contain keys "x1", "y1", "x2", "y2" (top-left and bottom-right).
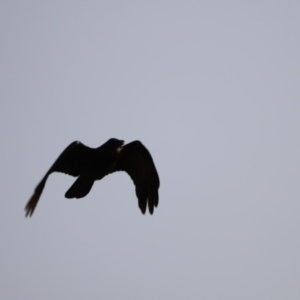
[{"x1": 83, "y1": 151, "x2": 118, "y2": 181}]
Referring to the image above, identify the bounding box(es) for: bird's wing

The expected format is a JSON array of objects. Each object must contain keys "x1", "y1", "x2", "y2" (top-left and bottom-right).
[
  {"x1": 47, "y1": 141, "x2": 91, "y2": 176},
  {"x1": 112, "y1": 141, "x2": 160, "y2": 214},
  {"x1": 25, "y1": 141, "x2": 91, "y2": 217}
]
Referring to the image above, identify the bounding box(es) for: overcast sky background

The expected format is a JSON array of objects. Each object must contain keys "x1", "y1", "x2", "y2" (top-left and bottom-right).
[{"x1": 1, "y1": 1, "x2": 300, "y2": 299}]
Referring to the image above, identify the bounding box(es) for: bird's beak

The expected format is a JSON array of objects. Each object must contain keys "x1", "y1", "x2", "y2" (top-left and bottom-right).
[
  {"x1": 116, "y1": 140, "x2": 124, "y2": 153},
  {"x1": 118, "y1": 140, "x2": 125, "y2": 148}
]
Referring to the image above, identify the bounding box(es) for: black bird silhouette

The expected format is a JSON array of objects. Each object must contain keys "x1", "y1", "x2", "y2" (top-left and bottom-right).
[{"x1": 25, "y1": 138, "x2": 159, "y2": 217}]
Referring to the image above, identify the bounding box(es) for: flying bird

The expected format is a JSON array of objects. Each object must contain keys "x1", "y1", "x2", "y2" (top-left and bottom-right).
[{"x1": 25, "y1": 138, "x2": 160, "y2": 217}]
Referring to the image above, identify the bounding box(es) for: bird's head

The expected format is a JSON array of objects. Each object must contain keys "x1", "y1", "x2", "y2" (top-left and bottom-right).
[{"x1": 105, "y1": 138, "x2": 125, "y2": 151}]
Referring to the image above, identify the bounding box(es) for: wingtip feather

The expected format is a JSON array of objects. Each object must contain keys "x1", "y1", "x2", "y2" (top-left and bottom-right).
[{"x1": 25, "y1": 191, "x2": 41, "y2": 218}]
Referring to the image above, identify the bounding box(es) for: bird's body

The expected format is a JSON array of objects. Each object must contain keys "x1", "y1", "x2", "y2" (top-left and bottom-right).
[{"x1": 25, "y1": 139, "x2": 160, "y2": 217}]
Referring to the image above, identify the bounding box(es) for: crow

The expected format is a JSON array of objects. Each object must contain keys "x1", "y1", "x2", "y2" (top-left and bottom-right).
[{"x1": 25, "y1": 138, "x2": 159, "y2": 217}]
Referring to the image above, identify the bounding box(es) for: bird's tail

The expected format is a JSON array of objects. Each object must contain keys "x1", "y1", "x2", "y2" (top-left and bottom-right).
[
  {"x1": 25, "y1": 175, "x2": 48, "y2": 217},
  {"x1": 65, "y1": 176, "x2": 94, "y2": 199}
]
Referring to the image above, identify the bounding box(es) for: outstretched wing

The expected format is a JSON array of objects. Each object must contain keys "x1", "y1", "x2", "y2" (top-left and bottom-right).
[
  {"x1": 47, "y1": 141, "x2": 91, "y2": 176},
  {"x1": 112, "y1": 141, "x2": 160, "y2": 214},
  {"x1": 25, "y1": 141, "x2": 91, "y2": 217}
]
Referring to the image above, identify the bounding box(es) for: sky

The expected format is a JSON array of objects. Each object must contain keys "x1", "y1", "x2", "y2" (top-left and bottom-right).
[{"x1": 1, "y1": 1, "x2": 300, "y2": 299}]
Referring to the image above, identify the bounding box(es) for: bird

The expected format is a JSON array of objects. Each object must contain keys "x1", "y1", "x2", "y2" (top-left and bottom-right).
[{"x1": 25, "y1": 138, "x2": 160, "y2": 217}]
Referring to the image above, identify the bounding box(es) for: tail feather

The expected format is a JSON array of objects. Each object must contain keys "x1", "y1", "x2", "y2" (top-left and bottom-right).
[{"x1": 65, "y1": 177, "x2": 94, "y2": 199}]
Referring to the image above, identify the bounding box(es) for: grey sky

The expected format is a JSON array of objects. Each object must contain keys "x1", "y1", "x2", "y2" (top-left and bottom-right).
[{"x1": 1, "y1": 1, "x2": 300, "y2": 299}]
